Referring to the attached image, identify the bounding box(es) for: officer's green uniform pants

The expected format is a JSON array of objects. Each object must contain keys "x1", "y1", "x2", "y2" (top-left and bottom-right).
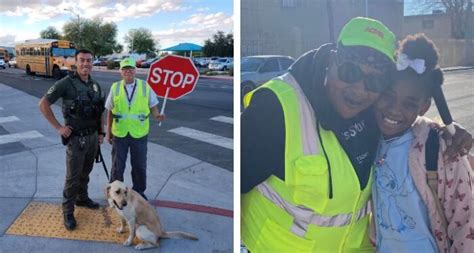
[{"x1": 62, "y1": 132, "x2": 98, "y2": 214}]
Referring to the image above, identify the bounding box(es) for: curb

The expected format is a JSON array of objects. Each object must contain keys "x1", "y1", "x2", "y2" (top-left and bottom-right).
[
  {"x1": 199, "y1": 75, "x2": 233, "y2": 81},
  {"x1": 441, "y1": 66, "x2": 474, "y2": 72},
  {"x1": 149, "y1": 200, "x2": 233, "y2": 218}
]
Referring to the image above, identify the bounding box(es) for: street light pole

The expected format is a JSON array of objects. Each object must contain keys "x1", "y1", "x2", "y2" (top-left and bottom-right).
[{"x1": 64, "y1": 8, "x2": 81, "y2": 47}]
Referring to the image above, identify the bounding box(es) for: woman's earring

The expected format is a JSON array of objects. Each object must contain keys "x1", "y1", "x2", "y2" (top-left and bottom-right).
[{"x1": 323, "y1": 68, "x2": 328, "y2": 86}]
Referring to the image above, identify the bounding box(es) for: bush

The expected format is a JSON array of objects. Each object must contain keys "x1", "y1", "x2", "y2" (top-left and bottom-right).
[
  {"x1": 204, "y1": 70, "x2": 218, "y2": 76},
  {"x1": 107, "y1": 61, "x2": 119, "y2": 70}
]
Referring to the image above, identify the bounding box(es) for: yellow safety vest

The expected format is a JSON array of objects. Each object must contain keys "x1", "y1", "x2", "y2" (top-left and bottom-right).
[
  {"x1": 111, "y1": 79, "x2": 150, "y2": 138},
  {"x1": 241, "y1": 73, "x2": 374, "y2": 253}
]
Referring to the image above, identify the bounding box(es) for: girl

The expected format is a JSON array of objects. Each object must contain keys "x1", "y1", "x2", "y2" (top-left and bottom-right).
[{"x1": 372, "y1": 33, "x2": 473, "y2": 252}]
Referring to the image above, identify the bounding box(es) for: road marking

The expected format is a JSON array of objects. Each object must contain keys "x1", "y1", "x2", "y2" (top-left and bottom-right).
[
  {"x1": 168, "y1": 127, "x2": 233, "y2": 149},
  {"x1": 0, "y1": 130, "x2": 43, "y2": 145},
  {"x1": 210, "y1": 116, "x2": 233, "y2": 124},
  {"x1": 0, "y1": 116, "x2": 19, "y2": 124}
]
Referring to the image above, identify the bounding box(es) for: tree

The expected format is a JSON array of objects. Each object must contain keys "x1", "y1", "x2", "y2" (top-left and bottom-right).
[
  {"x1": 203, "y1": 31, "x2": 233, "y2": 57},
  {"x1": 40, "y1": 26, "x2": 62, "y2": 40},
  {"x1": 124, "y1": 28, "x2": 158, "y2": 55},
  {"x1": 63, "y1": 18, "x2": 122, "y2": 56},
  {"x1": 416, "y1": 0, "x2": 473, "y2": 39}
]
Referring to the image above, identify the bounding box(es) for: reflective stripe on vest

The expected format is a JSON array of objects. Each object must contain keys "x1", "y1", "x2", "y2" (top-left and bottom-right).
[
  {"x1": 277, "y1": 73, "x2": 319, "y2": 155},
  {"x1": 257, "y1": 181, "x2": 370, "y2": 237}
]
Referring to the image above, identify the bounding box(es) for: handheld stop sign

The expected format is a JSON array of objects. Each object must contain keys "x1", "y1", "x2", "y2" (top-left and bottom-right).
[{"x1": 146, "y1": 55, "x2": 200, "y2": 126}]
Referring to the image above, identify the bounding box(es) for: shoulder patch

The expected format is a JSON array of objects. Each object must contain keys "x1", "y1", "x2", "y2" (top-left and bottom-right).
[
  {"x1": 93, "y1": 84, "x2": 99, "y2": 92},
  {"x1": 47, "y1": 86, "x2": 56, "y2": 95}
]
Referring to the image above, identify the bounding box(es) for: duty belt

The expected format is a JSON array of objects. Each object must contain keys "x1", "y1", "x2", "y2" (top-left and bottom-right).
[{"x1": 71, "y1": 128, "x2": 97, "y2": 136}]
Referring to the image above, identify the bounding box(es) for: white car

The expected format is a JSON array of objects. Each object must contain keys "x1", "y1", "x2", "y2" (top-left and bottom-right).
[
  {"x1": 8, "y1": 57, "x2": 16, "y2": 68},
  {"x1": 240, "y1": 55, "x2": 295, "y2": 106},
  {"x1": 208, "y1": 57, "x2": 234, "y2": 71},
  {"x1": 0, "y1": 59, "x2": 5, "y2": 69}
]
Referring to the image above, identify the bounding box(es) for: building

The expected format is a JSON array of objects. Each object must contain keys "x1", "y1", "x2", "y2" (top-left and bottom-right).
[
  {"x1": 241, "y1": 0, "x2": 404, "y2": 58},
  {"x1": 403, "y1": 11, "x2": 474, "y2": 67}
]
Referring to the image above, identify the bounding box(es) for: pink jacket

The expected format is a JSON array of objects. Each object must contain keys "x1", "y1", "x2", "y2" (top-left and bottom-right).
[{"x1": 408, "y1": 117, "x2": 474, "y2": 253}]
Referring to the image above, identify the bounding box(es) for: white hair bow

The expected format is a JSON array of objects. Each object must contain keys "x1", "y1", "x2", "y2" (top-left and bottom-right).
[{"x1": 396, "y1": 53, "x2": 426, "y2": 74}]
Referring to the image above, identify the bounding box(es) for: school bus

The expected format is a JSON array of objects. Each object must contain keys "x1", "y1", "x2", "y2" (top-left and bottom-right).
[
  {"x1": 15, "y1": 39, "x2": 76, "y2": 79},
  {"x1": 0, "y1": 48, "x2": 9, "y2": 62}
]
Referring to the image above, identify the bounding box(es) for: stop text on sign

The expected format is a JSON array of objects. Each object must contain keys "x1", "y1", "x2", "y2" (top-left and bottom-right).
[{"x1": 149, "y1": 68, "x2": 196, "y2": 89}]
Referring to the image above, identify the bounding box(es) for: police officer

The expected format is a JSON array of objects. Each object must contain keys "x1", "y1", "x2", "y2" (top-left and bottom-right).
[{"x1": 39, "y1": 49, "x2": 104, "y2": 231}]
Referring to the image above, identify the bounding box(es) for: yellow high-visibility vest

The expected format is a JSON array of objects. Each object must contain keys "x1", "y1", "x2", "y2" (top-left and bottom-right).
[
  {"x1": 111, "y1": 79, "x2": 150, "y2": 138},
  {"x1": 241, "y1": 73, "x2": 374, "y2": 253}
]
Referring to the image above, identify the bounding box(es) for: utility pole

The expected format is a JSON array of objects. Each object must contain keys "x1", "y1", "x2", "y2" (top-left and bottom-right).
[
  {"x1": 326, "y1": 0, "x2": 335, "y2": 43},
  {"x1": 64, "y1": 8, "x2": 81, "y2": 47},
  {"x1": 365, "y1": 0, "x2": 369, "y2": 17}
]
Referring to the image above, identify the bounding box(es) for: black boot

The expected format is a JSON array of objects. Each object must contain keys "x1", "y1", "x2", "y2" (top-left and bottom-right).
[
  {"x1": 75, "y1": 198, "x2": 100, "y2": 209},
  {"x1": 64, "y1": 213, "x2": 76, "y2": 231}
]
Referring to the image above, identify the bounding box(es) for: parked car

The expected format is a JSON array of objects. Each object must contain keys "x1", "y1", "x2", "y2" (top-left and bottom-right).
[
  {"x1": 7, "y1": 57, "x2": 16, "y2": 68},
  {"x1": 93, "y1": 58, "x2": 108, "y2": 66},
  {"x1": 140, "y1": 57, "x2": 159, "y2": 68},
  {"x1": 240, "y1": 55, "x2": 295, "y2": 106},
  {"x1": 208, "y1": 57, "x2": 219, "y2": 64},
  {"x1": 208, "y1": 57, "x2": 234, "y2": 71},
  {"x1": 193, "y1": 57, "x2": 210, "y2": 67},
  {"x1": 0, "y1": 59, "x2": 5, "y2": 69}
]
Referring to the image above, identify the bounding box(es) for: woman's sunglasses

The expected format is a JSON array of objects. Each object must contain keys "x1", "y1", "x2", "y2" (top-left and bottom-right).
[{"x1": 335, "y1": 54, "x2": 390, "y2": 93}]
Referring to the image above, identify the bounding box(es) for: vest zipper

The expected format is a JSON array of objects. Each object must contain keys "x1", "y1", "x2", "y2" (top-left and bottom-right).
[{"x1": 317, "y1": 123, "x2": 333, "y2": 199}]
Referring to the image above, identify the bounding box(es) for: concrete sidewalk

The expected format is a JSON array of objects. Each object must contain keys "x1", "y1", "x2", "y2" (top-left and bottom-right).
[{"x1": 0, "y1": 83, "x2": 233, "y2": 253}]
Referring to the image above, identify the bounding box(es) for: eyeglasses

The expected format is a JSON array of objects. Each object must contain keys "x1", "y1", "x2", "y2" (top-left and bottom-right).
[{"x1": 335, "y1": 54, "x2": 390, "y2": 93}]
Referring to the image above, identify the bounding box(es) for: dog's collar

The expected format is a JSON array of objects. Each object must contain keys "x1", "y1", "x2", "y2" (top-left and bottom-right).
[{"x1": 113, "y1": 199, "x2": 123, "y2": 210}]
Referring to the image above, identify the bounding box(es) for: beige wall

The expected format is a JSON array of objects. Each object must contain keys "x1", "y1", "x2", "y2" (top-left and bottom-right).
[
  {"x1": 403, "y1": 14, "x2": 474, "y2": 67},
  {"x1": 403, "y1": 14, "x2": 451, "y2": 39},
  {"x1": 241, "y1": 0, "x2": 403, "y2": 58},
  {"x1": 435, "y1": 39, "x2": 474, "y2": 67}
]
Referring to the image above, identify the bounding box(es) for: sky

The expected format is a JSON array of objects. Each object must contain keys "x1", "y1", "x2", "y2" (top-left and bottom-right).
[
  {"x1": 0, "y1": 0, "x2": 233, "y2": 52},
  {"x1": 404, "y1": 0, "x2": 445, "y2": 16}
]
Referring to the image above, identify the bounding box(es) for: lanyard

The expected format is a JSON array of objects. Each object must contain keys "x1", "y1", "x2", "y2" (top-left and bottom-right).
[{"x1": 124, "y1": 80, "x2": 136, "y2": 109}]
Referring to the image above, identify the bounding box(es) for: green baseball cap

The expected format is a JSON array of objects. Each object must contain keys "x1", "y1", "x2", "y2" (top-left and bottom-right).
[
  {"x1": 120, "y1": 58, "x2": 136, "y2": 69},
  {"x1": 338, "y1": 17, "x2": 396, "y2": 62}
]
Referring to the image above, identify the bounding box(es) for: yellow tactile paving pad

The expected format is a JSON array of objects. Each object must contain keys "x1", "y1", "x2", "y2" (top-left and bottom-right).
[{"x1": 6, "y1": 202, "x2": 139, "y2": 244}]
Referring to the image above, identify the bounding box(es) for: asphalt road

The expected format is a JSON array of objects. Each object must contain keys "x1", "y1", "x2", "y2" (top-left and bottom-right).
[
  {"x1": 0, "y1": 67, "x2": 234, "y2": 171},
  {"x1": 425, "y1": 69, "x2": 474, "y2": 134}
]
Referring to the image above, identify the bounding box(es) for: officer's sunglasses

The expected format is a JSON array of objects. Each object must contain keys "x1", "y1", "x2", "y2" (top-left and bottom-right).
[{"x1": 335, "y1": 53, "x2": 390, "y2": 93}]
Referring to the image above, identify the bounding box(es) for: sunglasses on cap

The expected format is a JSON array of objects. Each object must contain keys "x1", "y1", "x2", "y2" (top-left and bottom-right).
[{"x1": 335, "y1": 53, "x2": 390, "y2": 93}]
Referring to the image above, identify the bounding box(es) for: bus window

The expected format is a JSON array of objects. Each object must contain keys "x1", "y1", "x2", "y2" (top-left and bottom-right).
[{"x1": 52, "y1": 48, "x2": 76, "y2": 57}]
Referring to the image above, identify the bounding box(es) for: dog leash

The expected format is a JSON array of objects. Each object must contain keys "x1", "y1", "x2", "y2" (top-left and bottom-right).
[{"x1": 95, "y1": 145, "x2": 110, "y2": 181}]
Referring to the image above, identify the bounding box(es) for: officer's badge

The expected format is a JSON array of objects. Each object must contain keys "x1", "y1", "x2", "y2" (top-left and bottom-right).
[{"x1": 93, "y1": 84, "x2": 99, "y2": 92}]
